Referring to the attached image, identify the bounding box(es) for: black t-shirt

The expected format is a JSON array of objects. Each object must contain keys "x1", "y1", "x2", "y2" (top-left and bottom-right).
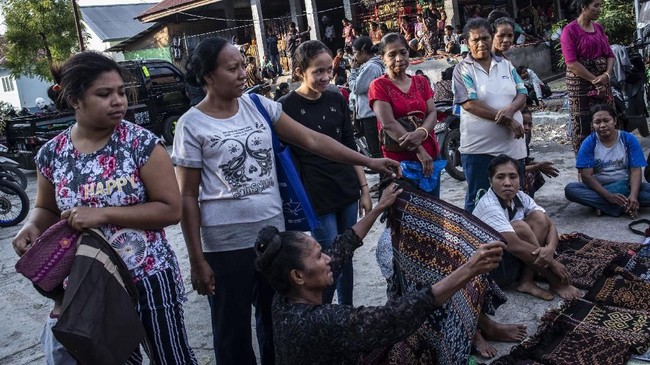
[{"x1": 278, "y1": 90, "x2": 360, "y2": 214}]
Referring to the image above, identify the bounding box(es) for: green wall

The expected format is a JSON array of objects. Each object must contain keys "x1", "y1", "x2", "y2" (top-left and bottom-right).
[{"x1": 124, "y1": 48, "x2": 172, "y2": 62}]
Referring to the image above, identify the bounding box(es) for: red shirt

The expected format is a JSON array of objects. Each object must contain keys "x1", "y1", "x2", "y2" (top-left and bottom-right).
[
  {"x1": 368, "y1": 74, "x2": 439, "y2": 162},
  {"x1": 338, "y1": 86, "x2": 350, "y2": 103}
]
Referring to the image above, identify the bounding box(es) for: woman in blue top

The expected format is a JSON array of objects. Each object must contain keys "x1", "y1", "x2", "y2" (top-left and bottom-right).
[{"x1": 565, "y1": 104, "x2": 650, "y2": 218}]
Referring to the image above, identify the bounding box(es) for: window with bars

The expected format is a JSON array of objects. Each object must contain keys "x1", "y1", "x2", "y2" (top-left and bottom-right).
[{"x1": 1, "y1": 76, "x2": 15, "y2": 92}]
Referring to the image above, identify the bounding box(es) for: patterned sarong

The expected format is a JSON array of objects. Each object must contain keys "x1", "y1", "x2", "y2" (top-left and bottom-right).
[
  {"x1": 566, "y1": 57, "x2": 613, "y2": 153},
  {"x1": 384, "y1": 185, "x2": 507, "y2": 365},
  {"x1": 491, "y1": 234, "x2": 650, "y2": 365}
]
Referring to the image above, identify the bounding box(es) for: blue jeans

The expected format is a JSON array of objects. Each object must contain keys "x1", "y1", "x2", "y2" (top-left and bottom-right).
[
  {"x1": 312, "y1": 201, "x2": 358, "y2": 305},
  {"x1": 462, "y1": 154, "x2": 525, "y2": 212},
  {"x1": 269, "y1": 53, "x2": 282, "y2": 75},
  {"x1": 565, "y1": 181, "x2": 650, "y2": 217},
  {"x1": 204, "y1": 248, "x2": 275, "y2": 365}
]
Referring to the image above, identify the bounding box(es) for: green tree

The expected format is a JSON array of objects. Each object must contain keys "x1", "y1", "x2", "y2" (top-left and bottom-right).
[
  {"x1": 0, "y1": 0, "x2": 84, "y2": 81},
  {"x1": 599, "y1": 0, "x2": 635, "y2": 45}
]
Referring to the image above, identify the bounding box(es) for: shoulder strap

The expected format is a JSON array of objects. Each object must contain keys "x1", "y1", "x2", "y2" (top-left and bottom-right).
[
  {"x1": 83, "y1": 228, "x2": 139, "y2": 303},
  {"x1": 249, "y1": 93, "x2": 282, "y2": 152}
]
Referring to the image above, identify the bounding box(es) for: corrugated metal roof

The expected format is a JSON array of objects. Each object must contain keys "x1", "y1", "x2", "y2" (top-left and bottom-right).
[
  {"x1": 80, "y1": 4, "x2": 157, "y2": 42},
  {"x1": 138, "y1": 0, "x2": 195, "y2": 18},
  {"x1": 137, "y1": 0, "x2": 220, "y2": 22}
]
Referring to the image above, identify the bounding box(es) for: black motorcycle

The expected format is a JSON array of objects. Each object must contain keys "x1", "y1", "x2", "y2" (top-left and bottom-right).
[
  {"x1": 611, "y1": 39, "x2": 648, "y2": 136},
  {"x1": 0, "y1": 171, "x2": 29, "y2": 227},
  {"x1": 433, "y1": 101, "x2": 464, "y2": 181}
]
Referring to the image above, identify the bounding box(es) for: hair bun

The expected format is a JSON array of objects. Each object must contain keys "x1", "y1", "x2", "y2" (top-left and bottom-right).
[{"x1": 255, "y1": 226, "x2": 280, "y2": 254}]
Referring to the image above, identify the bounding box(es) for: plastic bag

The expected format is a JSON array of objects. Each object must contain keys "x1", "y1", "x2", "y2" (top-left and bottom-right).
[{"x1": 400, "y1": 160, "x2": 447, "y2": 192}]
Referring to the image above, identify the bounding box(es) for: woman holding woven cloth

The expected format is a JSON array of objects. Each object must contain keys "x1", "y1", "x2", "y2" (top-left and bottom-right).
[{"x1": 255, "y1": 183, "x2": 507, "y2": 364}]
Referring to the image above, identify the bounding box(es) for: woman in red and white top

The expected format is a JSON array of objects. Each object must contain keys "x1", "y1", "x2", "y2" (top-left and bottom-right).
[{"x1": 369, "y1": 33, "x2": 439, "y2": 193}]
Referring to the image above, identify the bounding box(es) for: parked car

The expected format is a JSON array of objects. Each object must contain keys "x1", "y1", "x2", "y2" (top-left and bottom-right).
[{"x1": 3, "y1": 59, "x2": 190, "y2": 170}]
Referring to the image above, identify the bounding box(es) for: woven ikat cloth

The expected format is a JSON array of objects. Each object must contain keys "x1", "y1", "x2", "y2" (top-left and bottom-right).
[
  {"x1": 386, "y1": 185, "x2": 508, "y2": 365},
  {"x1": 491, "y1": 234, "x2": 650, "y2": 365},
  {"x1": 555, "y1": 232, "x2": 642, "y2": 289}
]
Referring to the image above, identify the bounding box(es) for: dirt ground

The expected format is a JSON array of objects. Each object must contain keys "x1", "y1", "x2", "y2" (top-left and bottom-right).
[{"x1": 1, "y1": 97, "x2": 649, "y2": 364}]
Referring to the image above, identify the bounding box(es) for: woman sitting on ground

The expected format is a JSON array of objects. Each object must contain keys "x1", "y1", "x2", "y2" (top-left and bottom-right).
[
  {"x1": 565, "y1": 104, "x2": 650, "y2": 218},
  {"x1": 473, "y1": 154, "x2": 581, "y2": 302},
  {"x1": 255, "y1": 183, "x2": 506, "y2": 364}
]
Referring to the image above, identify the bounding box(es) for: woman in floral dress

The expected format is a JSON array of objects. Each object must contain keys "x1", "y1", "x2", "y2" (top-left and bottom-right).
[{"x1": 12, "y1": 51, "x2": 196, "y2": 364}]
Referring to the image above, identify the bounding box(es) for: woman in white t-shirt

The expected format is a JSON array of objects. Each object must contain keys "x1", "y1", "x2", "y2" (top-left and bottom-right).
[
  {"x1": 171, "y1": 37, "x2": 400, "y2": 365},
  {"x1": 473, "y1": 154, "x2": 580, "y2": 303}
]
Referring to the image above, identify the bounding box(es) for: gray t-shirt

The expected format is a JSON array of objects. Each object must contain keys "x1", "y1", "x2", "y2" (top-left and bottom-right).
[
  {"x1": 593, "y1": 131, "x2": 628, "y2": 185},
  {"x1": 172, "y1": 94, "x2": 284, "y2": 252}
]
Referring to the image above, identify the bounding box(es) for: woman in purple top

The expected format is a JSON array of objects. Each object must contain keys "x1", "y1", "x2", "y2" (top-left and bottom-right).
[{"x1": 560, "y1": 0, "x2": 614, "y2": 154}]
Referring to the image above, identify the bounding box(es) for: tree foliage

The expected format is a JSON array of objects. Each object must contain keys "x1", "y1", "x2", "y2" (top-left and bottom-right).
[
  {"x1": 599, "y1": 0, "x2": 635, "y2": 45},
  {"x1": 0, "y1": 0, "x2": 84, "y2": 81}
]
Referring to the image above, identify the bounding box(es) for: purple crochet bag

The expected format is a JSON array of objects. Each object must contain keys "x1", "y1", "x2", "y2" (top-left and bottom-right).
[{"x1": 15, "y1": 220, "x2": 81, "y2": 292}]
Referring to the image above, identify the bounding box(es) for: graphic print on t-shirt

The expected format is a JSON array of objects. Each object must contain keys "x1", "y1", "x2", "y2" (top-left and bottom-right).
[
  {"x1": 210, "y1": 121, "x2": 275, "y2": 198},
  {"x1": 109, "y1": 228, "x2": 148, "y2": 270},
  {"x1": 80, "y1": 174, "x2": 138, "y2": 200}
]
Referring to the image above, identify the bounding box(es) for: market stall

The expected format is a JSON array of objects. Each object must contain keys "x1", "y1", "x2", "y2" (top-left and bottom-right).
[{"x1": 355, "y1": 0, "x2": 443, "y2": 31}]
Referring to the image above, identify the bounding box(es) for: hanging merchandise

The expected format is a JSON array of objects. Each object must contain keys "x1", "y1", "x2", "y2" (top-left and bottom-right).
[
  {"x1": 170, "y1": 36, "x2": 183, "y2": 60},
  {"x1": 356, "y1": 0, "x2": 419, "y2": 29}
]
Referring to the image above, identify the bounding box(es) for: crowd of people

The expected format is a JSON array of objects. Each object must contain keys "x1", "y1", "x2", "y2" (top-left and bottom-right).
[{"x1": 11, "y1": 0, "x2": 649, "y2": 364}]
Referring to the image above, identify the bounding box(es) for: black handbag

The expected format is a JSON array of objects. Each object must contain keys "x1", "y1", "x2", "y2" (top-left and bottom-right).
[
  {"x1": 380, "y1": 110, "x2": 425, "y2": 152},
  {"x1": 540, "y1": 82, "x2": 553, "y2": 98},
  {"x1": 52, "y1": 229, "x2": 146, "y2": 365}
]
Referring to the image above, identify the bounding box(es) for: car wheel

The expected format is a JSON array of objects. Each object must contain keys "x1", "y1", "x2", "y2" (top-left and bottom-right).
[{"x1": 162, "y1": 115, "x2": 179, "y2": 145}]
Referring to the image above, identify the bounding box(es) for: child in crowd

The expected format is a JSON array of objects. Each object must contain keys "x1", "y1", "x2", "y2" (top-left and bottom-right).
[
  {"x1": 517, "y1": 66, "x2": 551, "y2": 108},
  {"x1": 521, "y1": 109, "x2": 558, "y2": 198},
  {"x1": 333, "y1": 48, "x2": 349, "y2": 83},
  {"x1": 261, "y1": 54, "x2": 277, "y2": 84},
  {"x1": 369, "y1": 22, "x2": 383, "y2": 44},
  {"x1": 443, "y1": 25, "x2": 460, "y2": 54}
]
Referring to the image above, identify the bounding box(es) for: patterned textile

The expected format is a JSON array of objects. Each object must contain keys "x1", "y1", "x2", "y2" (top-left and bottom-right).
[
  {"x1": 555, "y1": 232, "x2": 641, "y2": 289},
  {"x1": 490, "y1": 299, "x2": 650, "y2": 365},
  {"x1": 586, "y1": 268, "x2": 650, "y2": 311},
  {"x1": 386, "y1": 185, "x2": 508, "y2": 365},
  {"x1": 491, "y1": 234, "x2": 650, "y2": 365},
  {"x1": 566, "y1": 57, "x2": 613, "y2": 153}
]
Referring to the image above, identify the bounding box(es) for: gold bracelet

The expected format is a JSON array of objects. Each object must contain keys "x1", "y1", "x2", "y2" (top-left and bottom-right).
[{"x1": 415, "y1": 127, "x2": 429, "y2": 140}]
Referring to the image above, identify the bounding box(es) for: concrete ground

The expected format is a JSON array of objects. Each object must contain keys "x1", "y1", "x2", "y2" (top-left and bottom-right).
[{"x1": 1, "y1": 80, "x2": 649, "y2": 364}]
